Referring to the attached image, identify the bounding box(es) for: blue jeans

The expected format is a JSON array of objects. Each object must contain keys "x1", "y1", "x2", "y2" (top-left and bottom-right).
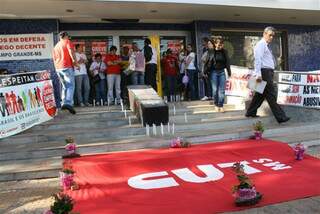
[
  {"x1": 131, "y1": 71, "x2": 145, "y2": 85},
  {"x1": 75, "y1": 74, "x2": 90, "y2": 104},
  {"x1": 56, "y1": 68, "x2": 75, "y2": 106},
  {"x1": 95, "y1": 79, "x2": 107, "y2": 103},
  {"x1": 210, "y1": 70, "x2": 226, "y2": 107},
  {"x1": 186, "y1": 69, "x2": 197, "y2": 100}
]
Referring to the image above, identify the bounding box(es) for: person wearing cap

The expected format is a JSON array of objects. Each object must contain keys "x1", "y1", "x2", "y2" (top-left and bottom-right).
[{"x1": 52, "y1": 31, "x2": 77, "y2": 114}]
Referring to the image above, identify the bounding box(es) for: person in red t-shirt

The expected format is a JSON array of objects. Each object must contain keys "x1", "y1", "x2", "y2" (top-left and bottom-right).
[
  {"x1": 52, "y1": 31, "x2": 77, "y2": 114},
  {"x1": 105, "y1": 46, "x2": 122, "y2": 104},
  {"x1": 163, "y1": 49, "x2": 179, "y2": 102}
]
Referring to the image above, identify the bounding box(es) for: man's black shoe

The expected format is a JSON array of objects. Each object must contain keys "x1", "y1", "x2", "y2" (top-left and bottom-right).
[
  {"x1": 62, "y1": 105, "x2": 76, "y2": 114},
  {"x1": 245, "y1": 114, "x2": 260, "y2": 118},
  {"x1": 278, "y1": 117, "x2": 290, "y2": 124}
]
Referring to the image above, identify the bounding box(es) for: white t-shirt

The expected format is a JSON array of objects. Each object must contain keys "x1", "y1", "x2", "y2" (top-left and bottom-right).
[
  {"x1": 89, "y1": 61, "x2": 106, "y2": 80},
  {"x1": 186, "y1": 52, "x2": 196, "y2": 70},
  {"x1": 74, "y1": 52, "x2": 88, "y2": 76}
]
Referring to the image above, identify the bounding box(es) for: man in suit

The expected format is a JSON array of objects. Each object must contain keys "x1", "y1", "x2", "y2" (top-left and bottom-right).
[{"x1": 246, "y1": 26, "x2": 290, "y2": 123}]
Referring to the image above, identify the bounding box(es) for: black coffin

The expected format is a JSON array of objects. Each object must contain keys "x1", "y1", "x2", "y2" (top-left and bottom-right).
[{"x1": 140, "y1": 101, "x2": 169, "y2": 126}]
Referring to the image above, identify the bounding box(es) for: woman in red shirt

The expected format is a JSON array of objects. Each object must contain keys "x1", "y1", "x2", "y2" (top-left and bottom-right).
[
  {"x1": 105, "y1": 46, "x2": 122, "y2": 104},
  {"x1": 163, "y1": 49, "x2": 179, "y2": 102}
]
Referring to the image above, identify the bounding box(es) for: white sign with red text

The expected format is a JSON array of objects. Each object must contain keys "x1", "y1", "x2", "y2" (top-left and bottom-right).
[
  {"x1": 225, "y1": 65, "x2": 253, "y2": 98},
  {"x1": 0, "y1": 33, "x2": 54, "y2": 61},
  {"x1": 277, "y1": 71, "x2": 320, "y2": 108}
]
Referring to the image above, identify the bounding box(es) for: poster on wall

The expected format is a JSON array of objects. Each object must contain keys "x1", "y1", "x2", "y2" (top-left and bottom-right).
[
  {"x1": 0, "y1": 33, "x2": 54, "y2": 61},
  {"x1": 277, "y1": 71, "x2": 320, "y2": 109},
  {"x1": 225, "y1": 66, "x2": 253, "y2": 98},
  {"x1": 0, "y1": 71, "x2": 57, "y2": 139},
  {"x1": 91, "y1": 41, "x2": 107, "y2": 60}
]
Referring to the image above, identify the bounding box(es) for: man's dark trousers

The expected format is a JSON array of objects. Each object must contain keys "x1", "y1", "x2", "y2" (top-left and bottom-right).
[
  {"x1": 145, "y1": 63, "x2": 157, "y2": 91},
  {"x1": 246, "y1": 68, "x2": 287, "y2": 122}
]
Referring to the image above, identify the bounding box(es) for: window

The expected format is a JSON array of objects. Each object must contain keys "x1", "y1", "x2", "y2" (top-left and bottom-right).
[{"x1": 211, "y1": 30, "x2": 287, "y2": 70}]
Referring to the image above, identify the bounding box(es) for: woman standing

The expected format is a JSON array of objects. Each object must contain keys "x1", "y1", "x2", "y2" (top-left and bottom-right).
[
  {"x1": 89, "y1": 53, "x2": 107, "y2": 106},
  {"x1": 185, "y1": 44, "x2": 197, "y2": 100},
  {"x1": 203, "y1": 38, "x2": 231, "y2": 112}
]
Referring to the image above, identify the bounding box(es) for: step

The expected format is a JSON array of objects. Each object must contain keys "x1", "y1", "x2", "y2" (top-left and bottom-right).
[
  {"x1": 1, "y1": 114, "x2": 277, "y2": 145},
  {"x1": 0, "y1": 157, "x2": 62, "y2": 182},
  {"x1": 1, "y1": 122, "x2": 319, "y2": 181}
]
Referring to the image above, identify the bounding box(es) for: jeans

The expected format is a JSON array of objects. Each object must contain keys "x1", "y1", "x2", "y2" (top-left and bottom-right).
[
  {"x1": 131, "y1": 71, "x2": 145, "y2": 85},
  {"x1": 186, "y1": 69, "x2": 197, "y2": 100},
  {"x1": 56, "y1": 68, "x2": 75, "y2": 106},
  {"x1": 145, "y1": 63, "x2": 157, "y2": 91},
  {"x1": 75, "y1": 74, "x2": 90, "y2": 104},
  {"x1": 95, "y1": 79, "x2": 107, "y2": 103},
  {"x1": 210, "y1": 70, "x2": 226, "y2": 107},
  {"x1": 107, "y1": 74, "x2": 121, "y2": 102},
  {"x1": 166, "y1": 75, "x2": 177, "y2": 101}
]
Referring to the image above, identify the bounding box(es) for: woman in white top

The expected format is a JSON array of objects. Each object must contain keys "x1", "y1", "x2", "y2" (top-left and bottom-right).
[
  {"x1": 185, "y1": 44, "x2": 197, "y2": 100},
  {"x1": 89, "y1": 53, "x2": 107, "y2": 106}
]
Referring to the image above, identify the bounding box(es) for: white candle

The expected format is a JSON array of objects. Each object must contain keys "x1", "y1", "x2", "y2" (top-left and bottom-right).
[
  {"x1": 161, "y1": 123, "x2": 164, "y2": 136},
  {"x1": 128, "y1": 116, "x2": 132, "y2": 126},
  {"x1": 184, "y1": 113, "x2": 188, "y2": 123},
  {"x1": 172, "y1": 123, "x2": 175, "y2": 135},
  {"x1": 153, "y1": 124, "x2": 157, "y2": 136},
  {"x1": 167, "y1": 123, "x2": 170, "y2": 133},
  {"x1": 146, "y1": 124, "x2": 150, "y2": 136},
  {"x1": 170, "y1": 95, "x2": 174, "y2": 102},
  {"x1": 173, "y1": 105, "x2": 176, "y2": 115},
  {"x1": 121, "y1": 100, "x2": 124, "y2": 111},
  {"x1": 93, "y1": 99, "x2": 96, "y2": 107},
  {"x1": 124, "y1": 109, "x2": 127, "y2": 118},
  {"x1": 101, "y1": 99, "x2": 103, "y2": 106}
]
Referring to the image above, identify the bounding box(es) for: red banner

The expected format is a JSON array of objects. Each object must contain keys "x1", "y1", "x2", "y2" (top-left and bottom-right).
[
  {"x1": 66, "y1": 139, "x2": 320, "y2": 214},
  {"x1": 91, "y1": 42, "x2": 107, "y2": 60}
]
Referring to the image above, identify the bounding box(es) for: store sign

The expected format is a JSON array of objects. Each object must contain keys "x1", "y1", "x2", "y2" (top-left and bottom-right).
[
  {"x1": 0, "y1": 71, "x2": 57, "y2": 138},
  {"x1": 0, "y1": 33, "x2": 54, "y2": 61},
  {"x1": 277, "y1": 71, "x2": 320, "y2": 108},
  {"x1": 225, "y1": 66, "x2": 253, "y2": 98}
]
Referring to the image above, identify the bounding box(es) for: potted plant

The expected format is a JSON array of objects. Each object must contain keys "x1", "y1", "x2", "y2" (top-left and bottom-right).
[
  {"x1": 232, "y1": 162, "x2": 262, "y2": 206},
  {"x1": 60, "y1": 168, "x2": 75, "y2": 190},
  {"x1": 43, "y1": 192, "x2": 74, "y2": 214},
  {"x1": 294, "y1": 143, "x2": 305, "y2": 160},
  {"x1": 253, "y1": 121, "x2": 264, "y2": 140},
  {"x1": 63, "y1": 137, "x2": 80, "y2": 159},
  {"x1": 170, "y1": 137, "x2": 191, "y2": 148}
]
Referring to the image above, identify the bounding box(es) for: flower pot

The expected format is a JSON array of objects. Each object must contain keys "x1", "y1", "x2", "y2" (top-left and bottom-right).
[
  {"x1": 254, "y1": 131, "x2": 262, "y2": 140},
  {"x1": 65, "y1": 143, "x2": 76, "y2": 155},
  {"x1": 59, "y1": 172, "x2": 74, "y2": 190},
  {"x1": 235, "y1": 188, "x2": 262, "y2": 206}
]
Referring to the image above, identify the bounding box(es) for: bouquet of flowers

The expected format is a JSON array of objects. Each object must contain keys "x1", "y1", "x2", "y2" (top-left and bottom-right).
[
  {"x1": 43, "y1": 192, "x2": 74, "y2": 214},
  {"x1": 63, "y1": 137, "x2": 80, "y2": 158},
  {"x1": 170, "y1": 137, "x2": 191, "y2": 148},
  {"x1": 232, "y1": 162, "x2": 262, "y2": 206},
  {"x1": 60, "y1": 168, "x2": 75, "y2": 190},
  {"x1": 252, "y1": 121, "x2": 264, "y2": 140},
  {"x1": 293, "y1": 143, "x2": 305, "y2": 160}
]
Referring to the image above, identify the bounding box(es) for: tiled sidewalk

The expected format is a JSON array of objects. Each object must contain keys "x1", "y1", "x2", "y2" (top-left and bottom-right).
[{"x1": 1, "y1": 146, "x2": 320, "y2": 214}]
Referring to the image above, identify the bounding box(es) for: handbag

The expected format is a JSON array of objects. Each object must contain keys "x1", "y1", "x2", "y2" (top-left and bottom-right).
[
  {"x1": 93, "y1": 63, "x2": 102, "y2": 84},
  {"x1": 182, "y1": 74, "x2": 189, "y2": 85}
]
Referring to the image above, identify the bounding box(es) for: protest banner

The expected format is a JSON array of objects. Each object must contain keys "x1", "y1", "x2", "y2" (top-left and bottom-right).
[
  {"x1": 0, "y1": 71, "x2": 57, "y2": 138},
  {"x1": 225, "y1": 66, "x2": 253, "y2": 98},
  {"x1": 0, "y1": 33, "x2": 54, "y2": 61},
  {"x1": 277, "y1": 71, "x2": 320, "y2": 109}
]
